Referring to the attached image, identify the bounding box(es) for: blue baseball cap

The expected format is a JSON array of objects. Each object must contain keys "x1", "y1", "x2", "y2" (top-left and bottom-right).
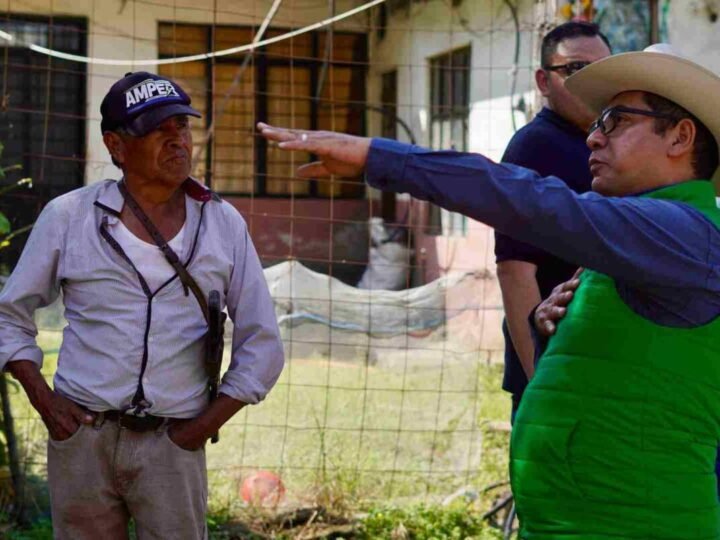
[{"x1": 100, "y1": 71, "x2": 201, "y2": 136}]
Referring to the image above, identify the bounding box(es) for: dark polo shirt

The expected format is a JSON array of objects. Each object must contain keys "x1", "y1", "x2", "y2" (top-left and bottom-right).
[{"x1": 494, "y1": 107, "x2": 593, "y2": 399}]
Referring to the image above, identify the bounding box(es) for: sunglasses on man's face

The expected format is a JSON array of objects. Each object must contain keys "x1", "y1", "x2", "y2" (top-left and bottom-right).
[
  {"x1": 588, "y1": 106, "x2": 677, "y2": 137},
  {"x1": 543, "y1": 61, "x2": 592, "y2": 77}
]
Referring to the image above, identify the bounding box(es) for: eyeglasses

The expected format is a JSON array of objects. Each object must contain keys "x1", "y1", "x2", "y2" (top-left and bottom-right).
[
  {"x1": 589, "y1": 106, "x2": 677, "y2": 137},
  {"x1": 543, "y1": 61, "x2": 592, "y2": 77}
]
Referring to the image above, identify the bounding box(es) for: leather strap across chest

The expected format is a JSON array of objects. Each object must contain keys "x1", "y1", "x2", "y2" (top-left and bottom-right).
[{"x1": 118, "y1": 180, "x2": 209, "y2": 322}]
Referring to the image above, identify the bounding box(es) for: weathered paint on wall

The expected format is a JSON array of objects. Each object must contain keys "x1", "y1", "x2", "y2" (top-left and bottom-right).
[
  {"x1": 366, "y1": 0, "x2": 543, "y2": 286},
  {"x1": 1, "y1": 0, "x2": 365, "y2": 185},
  {"x1": 2, "y1": 0, "x2": 371, "y2": 281}
]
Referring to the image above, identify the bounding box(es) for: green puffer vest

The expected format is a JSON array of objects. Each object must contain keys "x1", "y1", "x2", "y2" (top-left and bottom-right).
[{"x1": 510, "y1": 181, "x2": 720, "y2": 539}]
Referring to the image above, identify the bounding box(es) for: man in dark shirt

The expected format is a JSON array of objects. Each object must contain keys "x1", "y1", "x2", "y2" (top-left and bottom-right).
[{"x1": 495, "y1": 22, "x2": 611, "y2": 420}]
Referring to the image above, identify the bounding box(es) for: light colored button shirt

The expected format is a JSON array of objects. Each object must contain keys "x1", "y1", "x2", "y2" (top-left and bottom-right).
[{"x1": 0, "y1": 179, "x2": 284, "y2": 418}]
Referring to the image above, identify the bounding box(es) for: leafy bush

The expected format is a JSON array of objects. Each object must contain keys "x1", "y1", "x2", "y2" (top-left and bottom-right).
[
  {"x1": 0, "y1": 173, "x2": 32, "y2": 252},
  {"x1": 357, "y1": 503, "x2": 503, "y2": 540},
  {"x1": 4, "y1": 517, "x2": 53, "y2": 540}
]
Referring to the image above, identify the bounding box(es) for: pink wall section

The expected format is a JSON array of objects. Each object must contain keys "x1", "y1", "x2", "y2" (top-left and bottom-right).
[
  {"x1": 395, "y1": 199, "x2": 497, "y2": 282},
  {"x1": 399, "y1": 199, "x2": 504, "y2": 353},
  {"x1": 224, "y1": 197, "x2": 379, "y2": 285},
  {"x1": 225, "y1": 197, "x2": 496, "y2": 286}
]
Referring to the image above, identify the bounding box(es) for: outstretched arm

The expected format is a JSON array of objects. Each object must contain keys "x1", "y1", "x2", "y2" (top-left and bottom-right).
[{"x1": 257, "y1": 124, "x2": 718, "y2": 295}]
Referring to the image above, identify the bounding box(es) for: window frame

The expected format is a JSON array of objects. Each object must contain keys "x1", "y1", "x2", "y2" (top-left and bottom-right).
[
  {"x1": 427, "y1": 45, "x2": 471, "y2": 237},
  {"x1": 428, "y1": 45, "x2": 471, "y2": 152},
  {"x1": 0, "y1": 13, "x2": 87, "y2": 193},
  {"x1": 158, "y1": 22, "x2": 368, "y2": 199},
  {"x1": 0, "y1": 13, "x2": 88, "y2": 268}
]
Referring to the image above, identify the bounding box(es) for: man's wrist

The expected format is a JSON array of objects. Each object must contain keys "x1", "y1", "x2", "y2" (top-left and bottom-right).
[
  {"x1": 7, "y1": 360, "x2": 52, "y2": 410},
  {"x1": 365, "y1": 138, "x2": 412, "y2": 192},
  {"x1": 194, "y1": 393, "x2": 245, "y2": 435}
]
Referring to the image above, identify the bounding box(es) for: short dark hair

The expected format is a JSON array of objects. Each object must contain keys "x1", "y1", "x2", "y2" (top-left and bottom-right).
[
  {"x1": 642, "y1": 92, "x2": 719, "y2": 180},
  {"x1": 541, "y1": 22, "x2": 611, "y2": 68}
]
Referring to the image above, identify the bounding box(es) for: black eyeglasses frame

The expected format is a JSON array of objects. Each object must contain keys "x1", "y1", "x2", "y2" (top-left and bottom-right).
[
  {"x1": 589, "y1": 105, "x2": 679, "y2": 137},
  {"x1": 542, "y1": 61, "x2": 592, "y2": 77}
]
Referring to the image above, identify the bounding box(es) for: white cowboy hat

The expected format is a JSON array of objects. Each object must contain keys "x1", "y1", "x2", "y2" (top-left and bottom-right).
[{"x1": 565, "y1": 44, "x2": 720, "y2": 188}]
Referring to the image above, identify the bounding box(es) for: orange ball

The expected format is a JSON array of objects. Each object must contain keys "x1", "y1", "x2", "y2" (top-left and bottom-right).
[{"x1": 240, "y1": 470, "x2": 285, "y2": 507}]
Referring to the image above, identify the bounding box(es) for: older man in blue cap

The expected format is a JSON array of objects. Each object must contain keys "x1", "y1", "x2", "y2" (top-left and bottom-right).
[{"x1": 0, "y1": 72, "x2": 284, "y2": 539}]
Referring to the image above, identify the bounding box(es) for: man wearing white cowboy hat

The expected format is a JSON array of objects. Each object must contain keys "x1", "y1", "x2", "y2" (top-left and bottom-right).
[{"x1": 258, "y1": 43, "x2": 720, "y2": 538}]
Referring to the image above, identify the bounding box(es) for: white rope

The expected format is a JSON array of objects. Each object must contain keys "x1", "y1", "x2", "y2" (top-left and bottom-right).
[
  {"x1": 0, "y1": 0, "x2": 386, "y2": 66},
  {"x1": 255, "y1": 0, "x2": 284, "y2": 44}
]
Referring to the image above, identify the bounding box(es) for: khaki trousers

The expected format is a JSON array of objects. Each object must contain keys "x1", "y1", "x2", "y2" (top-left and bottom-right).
[{"x1": 47, "y1": 418, "x2": 208, "y2": 540}]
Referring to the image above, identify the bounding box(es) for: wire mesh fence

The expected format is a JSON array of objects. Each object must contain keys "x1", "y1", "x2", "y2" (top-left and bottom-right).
[{"x1": 0, "y1": 0, "x2": 666, "y2": 529}]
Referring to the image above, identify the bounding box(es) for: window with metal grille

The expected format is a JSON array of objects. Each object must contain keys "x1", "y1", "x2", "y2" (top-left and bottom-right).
[
  {"x1": 0, "y1": 14, "x2": 87, "y2": 270},
  {"x1": 158, "y1": 23, "x2": 367, "y2": 198},
  {"x1": 381, "y1": 70, "x2": 397, "y2": 140},
  {"x1": 428, "y1": 46, "x2": 470, "y2": 237},
  {"x1": 380, "y1": 69, "x2": 397, "y2": 222}
]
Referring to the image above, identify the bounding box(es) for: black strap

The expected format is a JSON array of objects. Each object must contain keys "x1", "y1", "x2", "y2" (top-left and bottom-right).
[{"x1": 117, "y1": 181, "x2": 209, "y2": 322}]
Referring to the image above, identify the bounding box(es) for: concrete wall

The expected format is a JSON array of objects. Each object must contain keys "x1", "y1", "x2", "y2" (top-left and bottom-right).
[
  {"x1": 3, "y1": 0, "x2": 373, "y2": 282},
  {"x1": 365, "y1": 0, "x2": 554, "y2": 355},
  {"x1": 3, "y1": 0, "x2": 367, "y2": 182},
  {"x1": 230, "y1": 197, "x2": 379, "y2": 284},
  {"x1": 667, "y1": 0, "x2": 720, "y2": 73},
  {"x1": 367, "y1": 0, "x2": 546, "y2": 284}
]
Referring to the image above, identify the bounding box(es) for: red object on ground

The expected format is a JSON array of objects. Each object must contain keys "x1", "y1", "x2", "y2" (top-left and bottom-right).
[{"x1": 240, "y1": 470, "x2": 286, "y2": 506}]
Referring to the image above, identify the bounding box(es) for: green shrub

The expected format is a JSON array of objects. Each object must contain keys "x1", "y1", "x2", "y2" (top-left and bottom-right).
[
  {"x1": 357, "y1": 503, "x2": 502, "y2": 540},
  {"x1": 4, "y1": 517, "x2": 53, "y2": 540}
]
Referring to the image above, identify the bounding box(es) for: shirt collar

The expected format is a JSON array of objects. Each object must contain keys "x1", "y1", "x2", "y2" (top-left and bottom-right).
[
  {"x1": 182, "y1": 176, "x2": 218, "y2": 202},
  {"x1": 94, "y1": 177, "x2": 216, "y2": 219},
  {"x1": 537, "y1": 107, "x2": 589, "y2": 138},
  {"x1": 638, "y1": 180, "x2": 717, "y2": 208}
]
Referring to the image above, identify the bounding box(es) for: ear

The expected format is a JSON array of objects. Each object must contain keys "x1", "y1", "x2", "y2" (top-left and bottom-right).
[
  {"x1": 667, "y1": 118, "x2": 696, "y2": 161},
  {"x1": 103, "y1": 131, "x2": 126, "y2": 166},
  {"x1": 535, "y1": 68, "x2": 550, "y2": 98}
]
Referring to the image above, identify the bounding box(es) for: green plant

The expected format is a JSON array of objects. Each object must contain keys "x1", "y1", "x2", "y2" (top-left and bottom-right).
[
  {"x1": 310, "y1": 408, "x2": 362, "y2": 516},
  {"x1": 0, "y1": 141, "x2": 33, "y2": 252},
  {"x1": 0, "y1": 141, "x2": 34, "y2": 528},
  {"x1": 206, "y1": 506, "x2": 234, "y2": 532},
  {"x1": 4, "y1": 517, "x2": 53, "y2": 539},
  {"x1": 0, "y1": 186, "x2": 32, "y2": 250},
  {"x1": 358, "y1": 503, "x2": 503, "y2": 540}
]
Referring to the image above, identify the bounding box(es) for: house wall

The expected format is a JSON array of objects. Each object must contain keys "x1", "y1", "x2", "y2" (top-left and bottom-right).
[
  {"x1": 367, "y1": 0, "x2": 544, "y2": 281},
  {"x1": 3, "y1": 0, "x2": 372, "y2": 281},
  {"x1": 366, "y1": 0, "x2": 551, "y2": 353},
  {"x1": 3, "y1": 0, "x2": 366, "y2": 182},
  {"x1": 667, "y1": 1, "x2": 720, "y2": 74}
]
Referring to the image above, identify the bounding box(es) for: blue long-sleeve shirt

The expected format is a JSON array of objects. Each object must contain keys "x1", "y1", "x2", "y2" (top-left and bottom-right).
[{"x1": 366, "y1": 138, "x2": 720, "y2": 327}]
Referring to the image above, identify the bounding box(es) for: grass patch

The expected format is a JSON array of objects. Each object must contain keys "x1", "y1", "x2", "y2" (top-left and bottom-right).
[{"x1": 358, "y1": 502, "x2": 504, "y2": 539}]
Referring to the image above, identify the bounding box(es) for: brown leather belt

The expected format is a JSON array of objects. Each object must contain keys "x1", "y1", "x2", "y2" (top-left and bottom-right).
[{"x1": 102, "y1": 410, "x2": 172, "y2": 432}]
